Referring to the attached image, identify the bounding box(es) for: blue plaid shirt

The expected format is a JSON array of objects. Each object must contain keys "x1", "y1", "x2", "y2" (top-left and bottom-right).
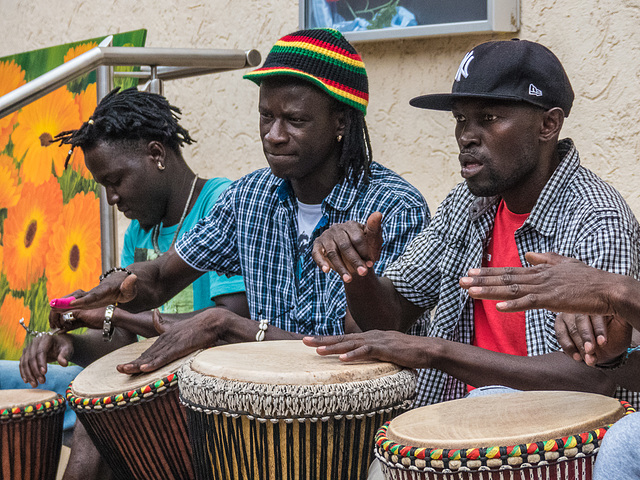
[{"x1": 176, "y1": 162, "x2": 430, "y2": 336}]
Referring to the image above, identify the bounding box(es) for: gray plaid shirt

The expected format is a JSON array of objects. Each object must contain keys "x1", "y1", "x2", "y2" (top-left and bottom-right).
[{"x1": 384, "y1": 139, "x2": 640, "y2": 408}]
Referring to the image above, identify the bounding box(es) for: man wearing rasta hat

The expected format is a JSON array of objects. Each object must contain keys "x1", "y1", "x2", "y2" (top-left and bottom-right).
[
  {"x1": 308, "y1": 38, "x2": 640, "y2": 413},
  {"x1": 50, "y1": 28, "x2": 429, "y2": 373}
]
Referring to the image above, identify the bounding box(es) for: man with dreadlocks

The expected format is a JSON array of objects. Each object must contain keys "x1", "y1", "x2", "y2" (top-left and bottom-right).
[
  {"x1": 18, "y1": 87, "x2": 247, "y2": 480},
  {"x1": 48, "y1": 28, "x2": 429, "y2": 375}
]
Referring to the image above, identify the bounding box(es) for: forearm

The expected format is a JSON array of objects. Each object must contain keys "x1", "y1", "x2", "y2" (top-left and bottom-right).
[
  {"x1": 345, "y1": 272, "x2": 422, "y2": 332},
  {"x1": 431, "y1": 340, "x2": 617, "y2": 395},
  {"x1": 69, "y1": 328, "x2": 137, "y2": 367},
  {"x1": 612, "y1": 276, "x2": 640, "y2": 331},
  {"x1": 218, "y1": 310, "x2": 305, "y2": 343}
]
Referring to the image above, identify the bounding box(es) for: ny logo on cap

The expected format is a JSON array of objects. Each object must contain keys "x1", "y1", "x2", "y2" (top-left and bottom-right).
[
  {"x1": 455, "y1": 51, "x2": 474, "y2": 82},
  {"x1": 529, "y1": 84, "x2": 543, "y2": 97}
]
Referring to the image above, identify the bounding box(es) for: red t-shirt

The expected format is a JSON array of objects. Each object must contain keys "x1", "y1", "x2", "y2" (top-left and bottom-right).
[{"x1": 469, "y1": 200, "x2": 529, "y2": 389}]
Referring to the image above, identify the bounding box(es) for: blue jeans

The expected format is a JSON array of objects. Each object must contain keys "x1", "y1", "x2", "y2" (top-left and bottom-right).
[
  {"x1": 0, "y1": 360, "x2": 83, "y2": 431},
  {"x1": 594, "y1": 411, "x2": 640, "y2": 479}
]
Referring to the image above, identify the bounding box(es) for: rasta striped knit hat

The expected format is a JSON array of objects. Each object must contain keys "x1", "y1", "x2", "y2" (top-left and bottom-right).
[{"x1": 243, "y1": 28, "x2": 368, "y2": 114}]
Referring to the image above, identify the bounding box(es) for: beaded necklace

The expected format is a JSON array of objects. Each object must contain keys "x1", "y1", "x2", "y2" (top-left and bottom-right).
[{"x1": 151, "y1": 175, "x2": 198, "y2": 256}]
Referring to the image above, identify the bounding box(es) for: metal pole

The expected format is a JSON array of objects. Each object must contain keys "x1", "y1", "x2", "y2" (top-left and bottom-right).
[{"x1": 95, "y1": 36, "x2": 119, "y2": 272}]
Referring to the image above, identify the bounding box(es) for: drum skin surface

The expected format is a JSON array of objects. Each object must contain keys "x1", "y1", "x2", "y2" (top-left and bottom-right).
[
  {"x1": 0, "y1": 389, "x2": 65, "y2": 480},
  {"x1": 180, "y1": 340, "x2": 417, "y2": 480},
  {"x1": 375, "y1": 390, "x2": 633, "y2": 480},
  {"x1": 67, "y1": 338, "x2": 196, "y2": 480}
]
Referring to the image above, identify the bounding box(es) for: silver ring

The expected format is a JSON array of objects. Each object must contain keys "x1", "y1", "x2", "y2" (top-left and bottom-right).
[{"x1": 62, "y1": 312, "x2": 74, "y2": 323}]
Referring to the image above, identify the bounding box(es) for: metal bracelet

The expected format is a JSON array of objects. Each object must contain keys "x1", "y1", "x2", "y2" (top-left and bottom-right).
[{"x1": 103, "y1": 305, "x2": 116, "y2": 342}]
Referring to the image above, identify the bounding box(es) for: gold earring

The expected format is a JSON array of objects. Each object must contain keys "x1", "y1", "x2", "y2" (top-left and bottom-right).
[
  {"x1": 337, "y1": 135, "x2": 343, "y2": 142},
  {"x1": 157, "y1": 161, "x2": 165, "y2": 171}
]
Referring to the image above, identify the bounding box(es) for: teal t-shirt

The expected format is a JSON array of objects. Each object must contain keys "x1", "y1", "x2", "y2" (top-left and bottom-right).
[{"x1": 121, "y1": 177, "x2": 245, "y2": 313}]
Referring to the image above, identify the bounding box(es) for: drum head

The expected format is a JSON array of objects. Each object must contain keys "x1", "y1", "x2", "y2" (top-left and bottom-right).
[
  {"x1": 386, "y1": 390, "x2": 625, "y2": 449},
  {"x1": 190, "y1": 340, "x2": 402, "y2": 385},
  {"x1": 0, "y1": 389, "x2": 61, "y2": 409},
  {"x1": 70, "y1": 337, "x2": 193, "y2": 397}
]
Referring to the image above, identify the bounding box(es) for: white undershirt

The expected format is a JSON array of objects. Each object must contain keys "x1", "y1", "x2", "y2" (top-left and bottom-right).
[{"x1": 296, "y1": 200, "x2": 323, "y2": 252}]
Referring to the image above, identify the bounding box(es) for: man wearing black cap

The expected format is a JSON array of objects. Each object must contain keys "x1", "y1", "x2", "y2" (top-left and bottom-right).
[{"x1": 308, "y1": 39, "x2": 640, "y2": 410}]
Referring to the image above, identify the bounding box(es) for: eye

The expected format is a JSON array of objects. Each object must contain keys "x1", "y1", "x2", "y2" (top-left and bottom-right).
[
  {"x1": 453, "y1": 113, "x2": 465, "y2": 123},
  {"x1": 259, "y1": 111, "x2": 273, "y2": 121},
  {"x1": 483, "y1": 113, "x2": 497, "y2": 121}
]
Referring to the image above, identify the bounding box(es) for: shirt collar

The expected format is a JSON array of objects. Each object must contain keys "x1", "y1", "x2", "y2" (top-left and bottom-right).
[{"x1": 272, "y1": 168, "x2": 368, "y2": 212}]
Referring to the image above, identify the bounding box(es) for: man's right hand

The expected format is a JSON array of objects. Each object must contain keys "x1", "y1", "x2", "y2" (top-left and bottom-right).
[
  {"x1": 19, "y1": 334, "x2": 74, "y2": 387},
  {"x1": 49, "y1": 273, "x2": 138, "y2": 315},
  {"x1": 312, "y1": 212, "x2": 384, "y2": 283}
]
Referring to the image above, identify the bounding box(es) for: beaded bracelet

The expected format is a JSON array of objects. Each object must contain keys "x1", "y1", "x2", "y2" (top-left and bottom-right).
[
  {"x1": 256, "y1": 319, "x2": 269, "y2": 342},
  {"x1": 595, "y1": 346, "x2": 640, "y2": 371},
  {"x1": 99, "y1": 267, "x2": 132, "y2": 283}
]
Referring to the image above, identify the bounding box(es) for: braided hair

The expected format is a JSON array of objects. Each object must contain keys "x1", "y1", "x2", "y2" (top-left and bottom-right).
[{"x1": 56, "y1": 87, "x2": 195, "y2": 166}]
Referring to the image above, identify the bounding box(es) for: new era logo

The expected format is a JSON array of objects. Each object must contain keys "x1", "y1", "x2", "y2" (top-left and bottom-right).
[
  {"x1": 455, "y1": 51, "x2": 474, "y2": 82},
  {"x1": 529, "y1": 84, "x2": 543, "y2": 97}
]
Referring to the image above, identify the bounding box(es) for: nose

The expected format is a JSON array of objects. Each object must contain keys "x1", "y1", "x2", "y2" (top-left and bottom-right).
[
  {"x1": 456, "y1": 121, "x2": 480, "y2": 150},
  {"x1": 105, "y1": 185, "x2": 119, "y2": 206},
  {"x1": 263, "y1": 118, "x2": 287, "y2": 145}
]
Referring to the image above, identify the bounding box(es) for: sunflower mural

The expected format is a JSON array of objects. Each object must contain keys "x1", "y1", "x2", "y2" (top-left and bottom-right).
[{"x1": 0, "y1": 29, "x2": 146, "y2": 360}]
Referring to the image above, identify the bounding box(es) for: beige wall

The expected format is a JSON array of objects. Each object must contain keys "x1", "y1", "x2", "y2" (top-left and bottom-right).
[{"x1": 2, "y1": 0, "x2": 639, "y2": 254}]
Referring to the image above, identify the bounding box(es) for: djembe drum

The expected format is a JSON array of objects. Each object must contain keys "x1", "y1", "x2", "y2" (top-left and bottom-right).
[
  {"x1": 66, "y1": 338, "x2": 196, "y2": 480},
  {"x1": 0, "y1": 389, "x2": 66, "y2": 480},
  {"x1": 374, "y1": 390, "x2": 634, "y2": 480},
  {"x1": 179, "y1": 340, "x2": 417, "y2": 480}
]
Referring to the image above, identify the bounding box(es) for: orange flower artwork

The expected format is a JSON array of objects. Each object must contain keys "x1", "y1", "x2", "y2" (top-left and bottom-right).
[
  {"x1": 64, "y1": 42, "x2": 98, "y2": 94},
  {"x1": 46, "y1": 191, "x2": 101, "y2": 300},
  {"x1": 0, "y1": 154, "x2": 22, "y2": 209},
  {"x1": 0, "y1": 294, "x2": 31, "y2": 358},
  {"x1": 67, "y1": 82, "x2": 97, "y2": 178},
  {"x1": 0, "y1": 60, "x2": 27, "y2": 153},
  {"x1": 3, "y1": 179, "x2": 63, "y2": 291},
  {"x1": 11, "y1": 87, "x2": 80, "y2": 185}
]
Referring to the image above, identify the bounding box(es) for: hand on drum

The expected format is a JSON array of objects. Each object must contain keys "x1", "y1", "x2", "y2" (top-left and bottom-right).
[
  {"x1": 312, "y1": 212, "x2": 384, "y2": 283},
  {"x1": 303, "y1": 330, "x2": 429, "y2": 370},
  {"x1": 555, "y1": 312, "x2": 631, "y2": 367},
  {"x1": 19, "y1": 334, "x2": 74, "y2": 387},
  {"x1": 49, "y1": 272, "x2": 138, "y2": 314},
  {"x1": 116, "y1": 309, "x2": 220, "y2": 374}
]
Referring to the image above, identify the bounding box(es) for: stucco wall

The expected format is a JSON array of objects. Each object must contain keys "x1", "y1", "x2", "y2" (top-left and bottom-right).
[{"x1": 1, "y1": 0, "x2": 639, "y2": 255}]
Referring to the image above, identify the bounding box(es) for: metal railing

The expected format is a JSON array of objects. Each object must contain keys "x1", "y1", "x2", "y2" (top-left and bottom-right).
[{"x1": 0, "y1": 37, "x2": 261, "y2": 270}]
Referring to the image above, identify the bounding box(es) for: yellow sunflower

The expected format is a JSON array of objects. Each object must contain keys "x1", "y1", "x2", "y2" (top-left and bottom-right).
[
  {"x1": 67, "y1": 82, "x2": 97, "y2": 178},
  {"x1": 46, "y1": 191, "x2": 101, "y2": 300},
  {"x1": 0, "y1": 154, "x2": 22, "y2": 209},
  {"x1": 12, "y1": 87, "x2": 80, "y2": 185},
  {"x1": 64, "y1": 42, "x2": 98, "y2": 94},
  {"x1": 0, "y1": 60, "x2": 27, "y2": 153},
  {"x1": 0, "y1": 293, "x2": 31, "y2": 358},
  {"x1": 3, "y1": 179, "x2": 63, "y2": 291}
]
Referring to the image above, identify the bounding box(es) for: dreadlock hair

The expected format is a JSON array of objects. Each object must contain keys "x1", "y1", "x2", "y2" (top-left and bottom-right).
[
  {"x1": 336, "y1": 101, "x2": 372, "y2": 185},
  {"x1": 56, "y1": 87, "x2": 195, "y2": 168}
]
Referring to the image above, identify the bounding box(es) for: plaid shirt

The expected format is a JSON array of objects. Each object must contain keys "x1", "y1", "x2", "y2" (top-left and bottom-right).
[
  {"x1": 384, "y1": 139, "x2": 640, "y2": 408},
  {"x1": 176, "y1": 162, "x2": 430, "y2": 336}
]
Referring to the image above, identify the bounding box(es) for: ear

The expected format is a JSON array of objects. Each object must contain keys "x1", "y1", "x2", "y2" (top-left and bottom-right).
[
  {"x1": 146, "y1": 140, "x2": 166, "y2": 170},
  {"x1": 539, "y1": 107, "x2": 564, "y2": 142}
]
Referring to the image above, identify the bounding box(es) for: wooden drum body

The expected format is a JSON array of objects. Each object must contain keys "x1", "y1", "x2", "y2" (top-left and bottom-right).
[
  {"x1": 179, "y1": 340, "x2": 417, "y2": 480},
  {"x1": 0, "y1": 389, "x2": 65, "y2": 480},
  {"x1": 375, "y1": 391, "x2": 634, "y2": 480},
  {"x1": 66, "y1": 338, "x2": 195, "y2": 480}
]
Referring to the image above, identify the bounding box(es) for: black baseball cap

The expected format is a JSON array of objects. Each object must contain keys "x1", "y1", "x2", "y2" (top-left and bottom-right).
[{"x1": 410, "y1": 39, "x2": 574, "y2": 117}]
